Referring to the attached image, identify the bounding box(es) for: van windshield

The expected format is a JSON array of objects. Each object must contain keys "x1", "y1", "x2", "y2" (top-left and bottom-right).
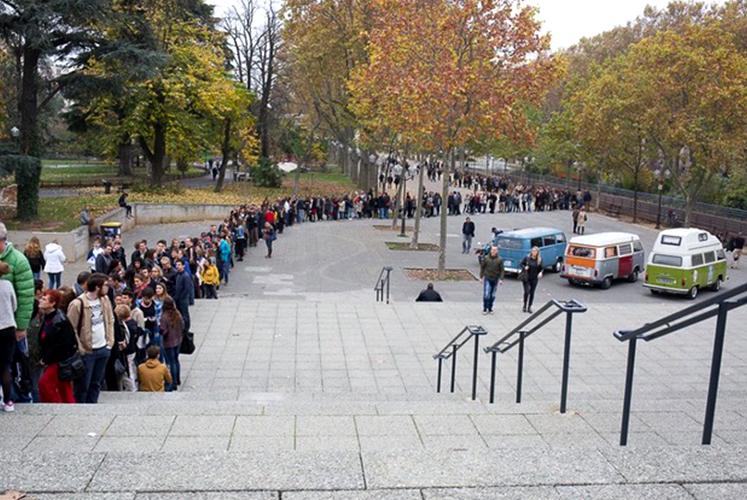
[
  {"x1": 496, "y1": 237, "x2": 523, "y2": 250},
  {"x1": 652, "y1": 254, "x2": 683, "y2": 267},
  {"x1": 569, "y1": 246, "x2": 595, "y2": 258}
]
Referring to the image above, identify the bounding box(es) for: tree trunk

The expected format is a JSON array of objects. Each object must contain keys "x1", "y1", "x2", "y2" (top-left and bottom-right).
[
  {"x1": 117, "y1": 138, "x2": 133, "y2": 177},
  {"x1": 595, "y1": 176, "x2": 602, "y2": 212},
  {"x1": 215, "y1": 118, "x2": 232, "y2": 193},
  {"x1": 685, "y1": 195, "x2": 693, "y2": 227},
  {"x1": 20, "y1": 45, "x2": 41, "y2": 157},
  {"x1": 410, "y1": 157, "x2": 425, "y2": 249},
  {"x1": 139, "y1": 119, "x2": 167, "y2": 186},
  {"x1": 632, "y1": 171, "x2": 639, "y2": 223},
  {"x1": 437, "y1": 149, "x2": 453, "y2": 279},
  {"x1": 391, "y1": 174, "x2": 403, "y2": 230}
]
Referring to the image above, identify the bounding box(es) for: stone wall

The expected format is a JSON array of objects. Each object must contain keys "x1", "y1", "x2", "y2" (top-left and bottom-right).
[{"x1": 9, "y1": 203, "x2": 233, "y2": 263}]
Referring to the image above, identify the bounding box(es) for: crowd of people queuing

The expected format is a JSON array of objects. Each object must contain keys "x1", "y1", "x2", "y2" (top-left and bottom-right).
[{"x1": 378, "y1": 160, "x2": 594, "y2": 220}]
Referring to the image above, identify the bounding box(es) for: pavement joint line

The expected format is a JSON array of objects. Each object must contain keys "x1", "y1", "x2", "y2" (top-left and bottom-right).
[{"x1": 83, "y1": 451, "x2": 107, "y2": 493}]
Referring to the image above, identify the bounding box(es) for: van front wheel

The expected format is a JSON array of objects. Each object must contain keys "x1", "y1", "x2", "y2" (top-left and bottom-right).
[{"x1": 687, "y1": 286, "x2": 699, "y2": 300}]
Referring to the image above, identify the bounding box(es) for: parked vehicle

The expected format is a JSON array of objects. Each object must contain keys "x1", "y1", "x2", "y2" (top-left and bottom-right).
[
  {"x1": 561, "y1": 232, "x2": 644, "y2": 289},
  {"x1": 644, "y1": 228, "x2": 727, "y2": 299},
  {"x1": 494, "y1": 228, "x2": 567, "y2": 275}
]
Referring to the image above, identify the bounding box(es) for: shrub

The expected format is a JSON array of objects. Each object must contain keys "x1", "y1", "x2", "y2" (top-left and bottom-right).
[{"x1": 252, "y1": 156, "x2": 284, "y2": 188}]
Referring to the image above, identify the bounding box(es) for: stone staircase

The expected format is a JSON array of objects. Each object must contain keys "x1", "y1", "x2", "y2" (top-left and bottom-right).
[{"x1": 3, "y1": 297, "x2": 747, "y2": 498}]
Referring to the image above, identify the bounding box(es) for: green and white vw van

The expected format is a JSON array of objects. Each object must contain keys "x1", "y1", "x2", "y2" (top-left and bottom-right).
[{"x1": 644, "y1": 228, "x2": 727, "y2": 299}]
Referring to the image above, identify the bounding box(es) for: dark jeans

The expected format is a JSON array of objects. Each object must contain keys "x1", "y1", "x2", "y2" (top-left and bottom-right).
[
  {"x1": 163, "y1": 346, "x2": 180, "y2": 391},
  {"x1": 523, "y1": 279, "x2": 539, "y2": 308},
  {"x1": 482, "y1": 278, "x2": 499, "y2": 312},
  {"x1": 74, "y1": 347, "x2": 111, "y2": 404},
  {"x1": 48, "y1": 272, "x2": 62, "y2": 289},
  {"x1": 0, "y1": 326, "x2": 14, "y2": 404},
  {"x1": 176, "y1": 299, "x2": 190, "y2": 334}
]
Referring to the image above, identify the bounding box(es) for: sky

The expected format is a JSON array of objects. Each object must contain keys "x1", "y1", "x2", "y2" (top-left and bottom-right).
[{"x1": 206, "y1": 0, "x2": 685, "y2": 51}]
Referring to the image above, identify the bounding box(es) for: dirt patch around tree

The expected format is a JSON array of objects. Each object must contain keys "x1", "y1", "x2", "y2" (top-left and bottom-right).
[
  {"x1": 404, "y1": 268, "x2": 478, "y2": 281},
  {"x1": 386, "y1": 242, "x2": 439, "y2": 251}
]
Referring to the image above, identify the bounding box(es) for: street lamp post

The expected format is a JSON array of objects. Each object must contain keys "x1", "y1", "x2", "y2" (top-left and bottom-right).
[
  {"x1": 10, "y1": 126, "x2": 20, "y2": 153},
  {"x1": 656, "y1": 182, "x2": 663, "y2": 229},
  {"x1": 400, "y1": 171, "x2": 407, "y2": 237}
]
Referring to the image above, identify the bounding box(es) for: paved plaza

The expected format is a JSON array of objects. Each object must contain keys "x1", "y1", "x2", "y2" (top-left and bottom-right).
[{"x1": 3, "y1": 205, "x2": 747, "y2": 498}]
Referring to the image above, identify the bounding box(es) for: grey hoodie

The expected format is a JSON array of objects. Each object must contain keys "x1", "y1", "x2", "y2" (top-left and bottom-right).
[{"x1": 0, "y1": 279, "x2": 17, "y2": 330}]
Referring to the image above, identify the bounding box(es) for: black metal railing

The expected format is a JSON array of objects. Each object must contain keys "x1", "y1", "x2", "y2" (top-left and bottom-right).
[
  {"x1": 374, "y1": 266, "x2": 393, "y2": 303},
  {"x1": 433, "y1": 325, "x2": 489, "y2": 400},
  {"x1": 615, "y1": 282, "x2": 747, "y2": 446},
  {"x1": 485, "y1": 300, "x2": 587, "y2": 413}
]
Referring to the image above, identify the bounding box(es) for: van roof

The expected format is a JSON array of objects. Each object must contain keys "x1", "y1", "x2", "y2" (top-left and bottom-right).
[
  {"x1": 652, "y1": 228, "x2": 722, "y2": 254},
  {"x1": 498, "y1": 227, "x2": 564, "y2": 239},
  {"x1": 569, "y1": 232, "x2": 640, "y2": 248}
]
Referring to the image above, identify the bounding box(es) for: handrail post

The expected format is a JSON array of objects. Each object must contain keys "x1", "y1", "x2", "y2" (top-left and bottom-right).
[
  {"x1": 437, "y1": 357, "x2": 443, "y2": 393},
  {"x1": 560, "y1": 311, "x2": 573, "y2": 414},
  {"x1": 620, "y1": 337, "x2": 637, "y2": 446},
  {"x1": 489, "y1": 350, "x2": 497, "y2": 404},
  {"x1": 703, "y1": 302, "x2": 729, "y2": 445},
  {"x1": 450, "y1": 344, "x2": 458, "y2": 393},
  {"x1": 386, "y1": 268, "x2": 391, "y2": 304},
  {"x1": 516, "y1": 331, "x2": 525, "y2": 404},
  {"x1": 471, "y1": 334, "x2": 480, "y2": 401}
]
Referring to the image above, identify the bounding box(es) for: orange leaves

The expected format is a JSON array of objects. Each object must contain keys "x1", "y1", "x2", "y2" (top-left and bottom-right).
[{"x1": 349, "y1": 0, "x2": 559, "y2": 152}]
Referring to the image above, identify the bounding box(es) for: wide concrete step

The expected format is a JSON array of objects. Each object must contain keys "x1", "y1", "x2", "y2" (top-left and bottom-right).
[{"x1": 3, "y1": 446, "x2": 747, "y2": 498}]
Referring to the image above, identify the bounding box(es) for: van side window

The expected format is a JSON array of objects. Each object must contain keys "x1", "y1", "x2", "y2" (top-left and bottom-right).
[
  {"x1": 704, "y1": 251, "x2": 715, "y2": 263},
  {"x1": 717, "y1": 249, "x2": 726, "y2": 261},
  {"x1": 556, "y1": 233, "x2": 566, "y2": 243},
  {"x1": 633, "y1": 240, "x2": 643, "y2": 252},
  {"x1": 692, "y1": 254, "x2": 704, "y2": 266},
  {"x1": 543, "y1": 235, "x2": 556, "y2": 246},
  {"x1": 604, "y1": 247, "x2": 617, "y2": 258},
  {"x1": 531, "y1": 237, "x2": 543, "y2": 248},
  {"x1": 619, "y1": 244, "x2": 632, "y2": 255}
]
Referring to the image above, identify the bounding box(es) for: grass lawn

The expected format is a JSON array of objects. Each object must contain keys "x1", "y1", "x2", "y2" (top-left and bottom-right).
[{"x1": 40, "y1": 165, "x2": 204, "y2": 183}]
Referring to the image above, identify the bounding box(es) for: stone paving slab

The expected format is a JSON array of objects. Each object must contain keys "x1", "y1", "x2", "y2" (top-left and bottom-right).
[
  {"x1": 362, "y1": 449, "x2": 624, "y2": 489},
  {"x1": 555, "y1": 484, "x2": 694, "y2": 499},
  {"x1": 87, "y1": 452, "x2": 364, "y2": 492},
  {"x1": 1, "y1": 452, "x2": 105, "y2": 493}
]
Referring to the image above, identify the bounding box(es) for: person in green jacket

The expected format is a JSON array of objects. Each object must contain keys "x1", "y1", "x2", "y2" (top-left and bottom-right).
[{"x1": 0, "y1": 223, "x2": 34, "y2": 342}]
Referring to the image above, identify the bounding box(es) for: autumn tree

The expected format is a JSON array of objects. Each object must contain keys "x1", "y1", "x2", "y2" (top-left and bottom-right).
[
  {"x1": 589, "y1": 25, "x2": 747, "y2": 225},
  {"x1": 282, "y1": 0, "x2": 375, "y2": 188},
  {"x1": 351, "y1": 0, "x2": 558, "y2": 277}
]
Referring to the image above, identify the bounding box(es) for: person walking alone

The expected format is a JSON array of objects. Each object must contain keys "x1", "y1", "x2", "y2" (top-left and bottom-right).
[
  {"x1": 577, "y1": 207, "x2": 587, "y2": 235},
  {"x1": 462, "y1": 217, "x2": 475, "y2": 254},
  {"x1": 731, "y1": 232, "x2": 745, "y2": 270},
  {"x1": 479, "y1": 246, "x2": 504, "y2": 315},
  {"x1": 263, "y1": 222, "x2": 276, "y2": 259},
  {"x1": 572, "y1": 207, "x2": 580, "y2": 234},
  {"x1": 520, "y1": 246, "x2": 543, "y2": 313}
]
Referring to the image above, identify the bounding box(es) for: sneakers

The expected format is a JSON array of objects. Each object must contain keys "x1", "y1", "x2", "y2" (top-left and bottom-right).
[
  {"x1": 489, "y1": 310, "x2": 494, "y2": 315},
  {"x1": 2, "y1": 401, "x2": 14, "y2": 412},
  {"x1": 482, "y1": 310, "x2": 488, "y2": 315}
]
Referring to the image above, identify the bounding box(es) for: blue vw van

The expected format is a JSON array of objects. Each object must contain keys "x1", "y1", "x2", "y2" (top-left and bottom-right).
[{"x1": 494, "y1": 228, "x2": 568, "y2": 274}]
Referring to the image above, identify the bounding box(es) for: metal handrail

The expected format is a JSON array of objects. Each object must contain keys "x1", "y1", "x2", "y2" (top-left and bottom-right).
[
  {"x1": 615, "y1": 282, "x2": 747, "y2": 447},
  {"x1": 485, "y1": 299, "x2": 587, "y2": 413},
  {"x1": 374, "y1": 266, "x2": 393, "y2": 304},
  {"x1": 433, "y1": 325, "x2": 489, "y2": 400}
]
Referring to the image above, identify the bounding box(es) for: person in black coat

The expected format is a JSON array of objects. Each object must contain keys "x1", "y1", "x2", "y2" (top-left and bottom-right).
[
  {"x1": 416, "y1": 283, "x2": 443, "y2": 302},
  {"x1": 174, "y1": 260, "x2": 191, "y2": 334},
  {"x1": 520, "y1": 247, "x2": 543, "y2": 313},
  {"x1": 462, "y1": 217, "x2": 476, "y2": 254},
  {"x1": 37, "y1": 290, "x2": 78, "y2": 403}
]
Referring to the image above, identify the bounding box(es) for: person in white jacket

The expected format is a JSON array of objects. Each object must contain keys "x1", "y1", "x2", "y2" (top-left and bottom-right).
[{"x1": 43, "y1": 239, "x2": 66, "y2": 289}]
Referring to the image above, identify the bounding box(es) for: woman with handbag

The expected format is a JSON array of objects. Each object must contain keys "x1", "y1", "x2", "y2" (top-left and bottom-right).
[
  {"x1": 37, "y1": 289, "x2": 78, "y2": 403},
  {"x1": 520, "y1": 246, "x2": 543, "y2": 314},
  {"x1": 160, "y1": 298, "x2": 184, "y2": 391}
]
